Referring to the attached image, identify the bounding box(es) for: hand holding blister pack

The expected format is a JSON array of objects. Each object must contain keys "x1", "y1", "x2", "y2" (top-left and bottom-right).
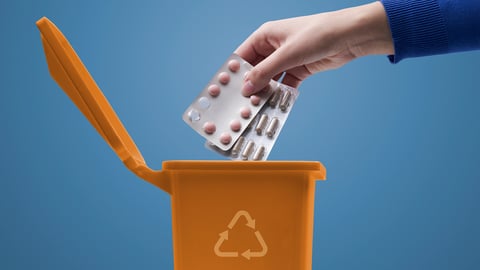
[{"x1": 183, "y1": 54, "x2": 299, "y2": 160}]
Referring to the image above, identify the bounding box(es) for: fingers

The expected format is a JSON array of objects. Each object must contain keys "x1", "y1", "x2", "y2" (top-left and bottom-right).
[
  {"x1": 235, "y1": 21, "x2": 312, "y2": 95},
  {"x1": 236, "y1": 23, "x2": 297, "y2": 95},
  {"x1": 234, "y1": 26, "x2": 271, "y2": 66},
  {"x1": 242, "y1": 45, "x2": 297, "y2": 96},
  {"x1": 234, "y1": 40, "x2": 259, "y2": 66}
]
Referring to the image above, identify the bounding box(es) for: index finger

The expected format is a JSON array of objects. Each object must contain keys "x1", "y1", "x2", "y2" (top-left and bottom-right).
[
  {"x1": 234, "y1": 28, "x2": 276, "y2": 66},
  {"x1": 234, "y1": 32, "x2": 260, "y2": 64}
]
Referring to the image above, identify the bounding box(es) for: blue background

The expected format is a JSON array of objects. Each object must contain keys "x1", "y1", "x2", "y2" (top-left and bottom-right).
[{"x1": 1, "y1": 0, "x2": 479, "y2": 269}]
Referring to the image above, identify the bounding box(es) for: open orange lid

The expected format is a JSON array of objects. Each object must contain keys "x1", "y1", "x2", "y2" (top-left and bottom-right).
[{"x1": 36, "y1": 17, "x2": 171, "y2": 192}]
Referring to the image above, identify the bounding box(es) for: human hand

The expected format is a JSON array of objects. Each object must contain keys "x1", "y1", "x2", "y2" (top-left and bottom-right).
[{"x1": 235, "y1": 1, "x2": 394, "y2": 95}]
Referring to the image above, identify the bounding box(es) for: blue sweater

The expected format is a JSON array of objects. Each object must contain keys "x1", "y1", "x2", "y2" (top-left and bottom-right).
[{"x1": 381, "y1": 0, "x2": 480, "y2": 63}]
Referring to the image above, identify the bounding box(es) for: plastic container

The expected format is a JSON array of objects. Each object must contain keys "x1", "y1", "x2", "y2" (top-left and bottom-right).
[
  {"x1": 166, "y1": 161, "x2": 324, "y2": 270},
  {"x1": 36, "y1": 17, "x2": 326, "y2": 270}
]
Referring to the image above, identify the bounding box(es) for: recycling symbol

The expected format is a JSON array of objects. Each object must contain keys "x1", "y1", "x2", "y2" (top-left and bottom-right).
[{"x1": 214, "y1": 210, "x2": 268, "y2": 260}]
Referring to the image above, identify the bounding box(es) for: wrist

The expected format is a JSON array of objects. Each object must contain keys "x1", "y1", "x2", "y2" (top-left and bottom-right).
[{"x1": 346, "y1": 1, "x2": 394, "y2": 57}]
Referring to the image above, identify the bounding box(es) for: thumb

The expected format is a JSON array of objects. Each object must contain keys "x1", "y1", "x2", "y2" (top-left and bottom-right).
[{"x1": 242, "y1": 47, "x2": 293, "y2": 96}]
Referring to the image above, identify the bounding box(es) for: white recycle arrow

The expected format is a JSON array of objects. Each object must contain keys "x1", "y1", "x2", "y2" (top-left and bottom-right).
[
  {"x1": 241, "y1": 231, "x2": 268, "y2": 260},
  {"x1": 214, "y1": 210, "x2": 268, "y2": 260},
  {"x1": 228, "y1": 210, "x2": 256, "y2": 230},
  {"x1": 214, "y1": 230, "x2": 238, "y2": 257}
]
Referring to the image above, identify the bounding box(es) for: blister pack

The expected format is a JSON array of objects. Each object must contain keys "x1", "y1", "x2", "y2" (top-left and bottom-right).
[
  {"x1": 183, "y1": 54, "x2": 299, "y2": 160},
  {"x1": 206, "y1": 82, "x2": 299, "y2": 160}
]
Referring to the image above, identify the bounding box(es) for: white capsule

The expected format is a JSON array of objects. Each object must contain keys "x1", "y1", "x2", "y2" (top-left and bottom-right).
[
  {"x1": 266, "y1": 117, "x2": 280, "y2": 138},
  {"x1": 252, "y1": 146, "x2": 265, "y2": 161},
  {"x1": 231, "y1": 136, "x2": 245, "y2": 157},
  {"x1": 279, "y1": 90, "x2": 292, "y2": 112},
  {"x1": 241, "y1": 140, "x2": 255, "y2": 160},
  {"x1": 255, "y1": 114, "x2": 269, "y2": 135},
  {"x1": 269, "y1": 88, "x2": 282, "y2": 108}
]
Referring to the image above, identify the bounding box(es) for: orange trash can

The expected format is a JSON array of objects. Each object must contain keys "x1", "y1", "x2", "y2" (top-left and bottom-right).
[
  {"x1": 36, "y1": 17, "x2": 327, "y2": 270},
  {"x1": 165, "y1": 160, "x2": 324, "y2": 270}
]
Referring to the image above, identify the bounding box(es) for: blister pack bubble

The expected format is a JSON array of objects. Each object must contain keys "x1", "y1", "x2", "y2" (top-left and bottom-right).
[{"x1": 183, "y1": 53, "x2": 299, "y2": 160}]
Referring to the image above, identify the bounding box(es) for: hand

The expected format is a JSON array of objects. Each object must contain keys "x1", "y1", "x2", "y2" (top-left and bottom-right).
[{"x1": 235, "y1": 1, "x2": 394, "y2": 95}]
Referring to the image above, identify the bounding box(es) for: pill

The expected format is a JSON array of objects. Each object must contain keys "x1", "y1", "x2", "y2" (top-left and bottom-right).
[
  {"x1": 203, "y1": 121, "x2": 216, "y2": 134},
  {"x1": 207, "y1": 84, "x2": 221, "y2": 97},
  {"x1": 187, "y1": 109, "x2": 200, "y2": 122},
  {"x1": 241, "y1": 140, "x2": 255, "y2": 160},
  {"x1": 231, "y1": 136, "x2": 245, "y2": 157},
  {"x1": 228, "y1": 59, "x2": 240, "y2": 72},
  {"x1": 255, "y1": 114, "x2": 269, "y2": 135},
  {"x1": 252, "y1": 146, "x2": 265, "y2": 161},
  {"x1": 266, "y1": 117, "x2": 280, "y2": 137},
  {"x1": 198, "y1": 96, "x2": 210, "y2": 109},
  {"x1": 240, "y1": 107, "x2": 251, "y2": 119},
  {"x1": 279, "y1": 90, "x2": 292, "y2": 111},
  {"x1": 218, "y1": 72, "x2": 230, "y2": 85},
  {"x1": 250, "y1": 95, "x2": 261, "y2": 106},
  {"x1": 220, "y1": 132, "x2": 232, "y2": 145},
  {"x1": 269, "y1": 88, "x2": 282, "y2": 108},
  {"x1": 230, "y1": 119, "x2": 241, "y2": 132}
]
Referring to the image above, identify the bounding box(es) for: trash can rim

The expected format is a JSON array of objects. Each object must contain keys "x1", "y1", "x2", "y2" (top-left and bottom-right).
[{"x1": 162, "y1": 160, "x2": 325, "y2": 174}]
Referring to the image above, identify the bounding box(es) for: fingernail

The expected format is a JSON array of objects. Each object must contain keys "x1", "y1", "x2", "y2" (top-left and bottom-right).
[{"x1": 242, "y1": 80, "x2": 254, "y2": 96}]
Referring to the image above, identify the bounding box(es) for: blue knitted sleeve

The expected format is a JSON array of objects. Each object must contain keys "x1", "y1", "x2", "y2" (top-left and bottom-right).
[{"x1": 380, "y1": 0, "x2": 480, "y2": 63}]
